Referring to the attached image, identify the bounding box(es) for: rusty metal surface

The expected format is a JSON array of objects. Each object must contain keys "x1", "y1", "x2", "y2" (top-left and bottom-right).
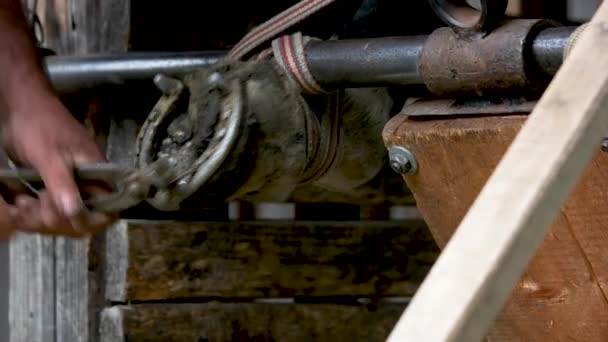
[
  {"x1": 136, "y1": 64, "x2": 247, "y2": 210},
  {"x1": 418, "y1": 19, "x2": 558, "y2": 96},
  {"x1": 402, "y1": 97, "x2": 537, "y2": 117}
]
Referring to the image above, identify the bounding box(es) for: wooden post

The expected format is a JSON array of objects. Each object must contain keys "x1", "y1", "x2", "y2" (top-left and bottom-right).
[
  {"x1": 386, "y1": 2, "x2": 608, "y2": 341},
  {"x1": 9, "y1": 1, "x2": 130, "y2": 341}
]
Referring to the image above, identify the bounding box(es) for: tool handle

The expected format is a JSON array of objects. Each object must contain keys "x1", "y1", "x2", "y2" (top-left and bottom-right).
[{"x1": 0, "y1": 163, "x2": 127, "y2": 185}]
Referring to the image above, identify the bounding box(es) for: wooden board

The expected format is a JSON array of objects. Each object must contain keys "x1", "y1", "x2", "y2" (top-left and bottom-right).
[
  {"x1": 104, "y1": 220, "x2": 438, "y2": 302},
  {"x1": 383, "y1": 115, "x2": 608, "y2": 341},
  {"x1": 9, "y1": 234, "x2": 55, "y2": 342},
  {"x1": 99, "y1": 302, "x2": 406, "y2": 342},
  {"x1": 10, "y1": 1, "x2": 131, "y2": 342},
  {"x1": 36, "y1": 0, "x2": 130, "y2": 54}
]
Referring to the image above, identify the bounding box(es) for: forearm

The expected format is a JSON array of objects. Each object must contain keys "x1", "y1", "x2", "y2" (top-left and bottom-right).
[{"x1": 0, "y1": 0, "x2": 52, "y2": 116}]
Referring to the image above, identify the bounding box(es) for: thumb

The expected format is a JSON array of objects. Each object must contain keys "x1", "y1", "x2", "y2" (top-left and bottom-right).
[{"x1": 35, "y1": 155, "x2": 83, "y2": 218}]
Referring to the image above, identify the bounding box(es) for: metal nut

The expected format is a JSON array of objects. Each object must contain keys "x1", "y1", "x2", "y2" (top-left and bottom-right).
[{"x1": 388, "y1": 146, "x2": 418, "y2": 175}]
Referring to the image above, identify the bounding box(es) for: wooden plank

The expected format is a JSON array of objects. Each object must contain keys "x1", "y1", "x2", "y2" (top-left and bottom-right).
[
  {"x1": 0, "y1": 241, "x2": 7, "y2": 342},
  {"x1": 384, "y1": 115, "x2": 608, "y2": 341},
  {"x1": 10, "y1": 1, "x2": 132, "y2": 342},
  {"x1": 37, "y1": 0, "x2": 130, "y2": 54},
  {"x1": 52, "y1": 1, "x2": 130, "y2": 339},
  {"x1": 55, "y1": 237, "x2": 91, "y2": 342},
  {"x1": 68, "y1": 0, "x2": 130, "y2": 54},
  {"x1": 384, "y1": 4, "x2": 608, "y2": 340},
  {"x1": 9, "y1": 234, "x2": 55, "y2": 342},
  {"x1": 98, "y1": 307, "x2": 123, "y2": 342},
  {"x1": 103, "y1": 222, "x2": 129, "y2": 303},
  {"x1": 103, "y1": 220, "x2": 437, "y2": 302},
  {"x1": 99, "y1": 302, "x2": 406, "y2": 342}
]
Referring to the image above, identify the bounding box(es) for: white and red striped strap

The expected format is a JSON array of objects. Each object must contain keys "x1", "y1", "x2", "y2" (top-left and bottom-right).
[
  {"x1": 228, "y1": 0, "x2": 336, "y2": 60},
  {"x1": 228, "y1": 0, "x2": 338, "y2": 181},
  {"x1": 271, "y1": 32, "x2": 326, "y2": 94}
]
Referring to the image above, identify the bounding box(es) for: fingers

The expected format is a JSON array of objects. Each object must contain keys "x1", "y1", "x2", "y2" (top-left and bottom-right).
[
  {"x1": 14, "y1": 193, "x2": 82, "y2": 237},
  {"x1": 1, "y1": 91, "x2": 118, "y2": 238},
  {"x1": 25, "y1": 152, "x2": 118, "y2": 237},
  {"x1": 13, "y1": 192, "x2": 116, "y2": 237},
  {"x1": 35, "y1": 154, "x2": 83, "y2": 219}
]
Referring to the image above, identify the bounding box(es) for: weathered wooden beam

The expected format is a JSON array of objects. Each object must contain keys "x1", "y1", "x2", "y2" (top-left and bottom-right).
[
  {"x1": 104, "y1": 220, "x2": 437, "y2": 302},
  {"x1": 10, "y1": 1, "x2": 131, "y2": 342},
  {"x1": 55, "y1": 237, "x2": 92, "y2": 342},
  {"x1": 9, "y1": 234, "x2": 55, "y2": 342},
  {"x1": 99, "y1": 302, "x2": 407, "y2": 342},
  {"x1": 384, "y1": 2, "x2": 608, "y2": 341},
  {"x1": 384, "y1": 115, "x2": 608, "y2": 340}
]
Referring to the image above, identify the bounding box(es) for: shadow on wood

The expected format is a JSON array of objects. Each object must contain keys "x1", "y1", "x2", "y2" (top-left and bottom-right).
[{"x1": 103, "y1": 220, "x2": 438, "y2": 302}]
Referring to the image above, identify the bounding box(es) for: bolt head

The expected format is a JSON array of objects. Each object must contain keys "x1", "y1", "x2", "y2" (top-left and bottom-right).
[
  {"x1": 602, "y1": 138, "x2": 608, "y2": 153},
  {"x1": 390, "y1": 155, "x2": 411, "y2": 174},
  {"x1": 388, "y1": 146, "x2": 418, "y2": 175}
]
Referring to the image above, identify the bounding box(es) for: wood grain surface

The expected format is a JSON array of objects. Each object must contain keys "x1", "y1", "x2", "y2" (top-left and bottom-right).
[
  {"x1": 104, "y1": 220, "x2": 438, "y2": 302},
  {"x1": 100, "y1": 302, "x2": 407, "y2": 342},
  {"x1": 384, "y1": 115, "x2": 608, "y2": 341}
]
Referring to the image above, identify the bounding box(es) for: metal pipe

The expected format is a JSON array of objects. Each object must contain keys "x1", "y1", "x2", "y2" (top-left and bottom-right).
[
  {"x1": 44, "y1": 51, "x2": 225, "y2": 93},
  {"x1": 530, "y1": 26, "x2": 576, "y2": 76},
  {"x1": 304, "y1": 36, "x2": 427, "y2": 88},
  {"x1": 43, "y1": 26, "x2": 577, "y2": 93}
]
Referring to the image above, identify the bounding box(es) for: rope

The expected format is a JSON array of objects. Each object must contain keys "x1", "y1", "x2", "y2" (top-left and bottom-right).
[
  {"x1": 228, "y1": 0, "x2": 336, "y2": 60},
  {"x1": 271, "y1": 32, "x2": 326, "y2": 94}
]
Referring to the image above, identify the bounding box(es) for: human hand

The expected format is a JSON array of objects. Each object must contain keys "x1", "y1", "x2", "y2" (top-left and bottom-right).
[
  {"x1": 0, "y1": 87, "x2": 118, "y2": 238},
  {"x1": 0, "y1": 0, "x2": 117, "y2": 239}
]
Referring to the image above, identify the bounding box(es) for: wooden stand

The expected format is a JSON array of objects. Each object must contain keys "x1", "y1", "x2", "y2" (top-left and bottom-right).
[{"x1": 384, "y1": 114, "x2": 608, "y2": 341}]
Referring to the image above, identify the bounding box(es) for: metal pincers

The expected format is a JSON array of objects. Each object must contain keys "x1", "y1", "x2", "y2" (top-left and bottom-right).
[{"x1": 0, "y1": 160, "x2": 175, "y2": 213}]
